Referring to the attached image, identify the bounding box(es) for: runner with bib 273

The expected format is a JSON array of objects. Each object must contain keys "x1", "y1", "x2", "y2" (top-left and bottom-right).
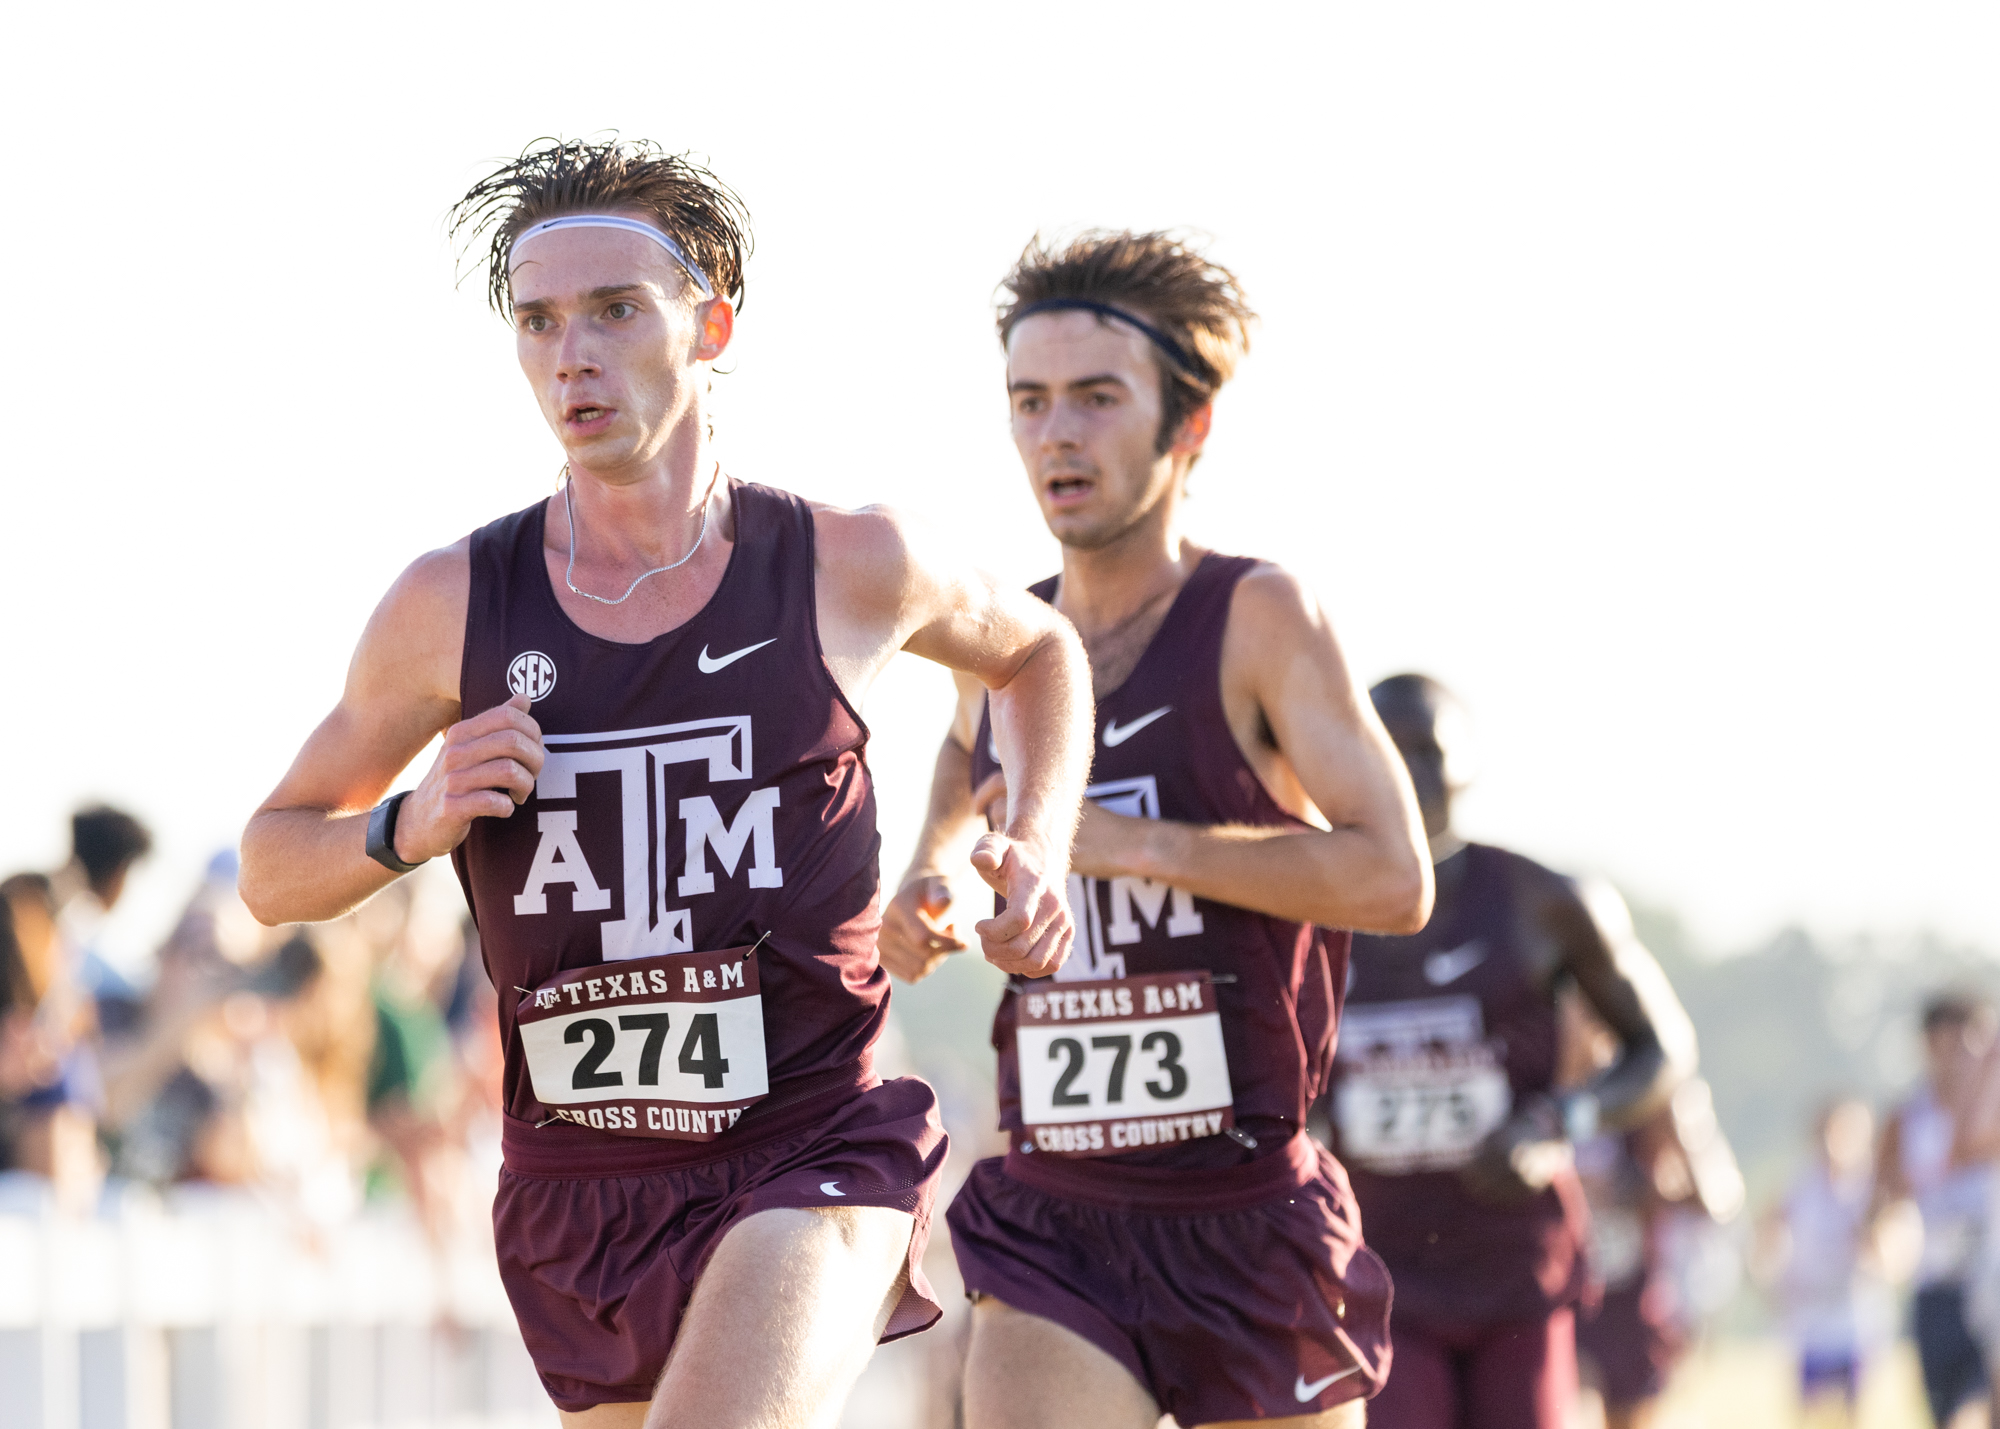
[{"x1": 877, "y1": 232, "x2": 1432, "y2": 1429}]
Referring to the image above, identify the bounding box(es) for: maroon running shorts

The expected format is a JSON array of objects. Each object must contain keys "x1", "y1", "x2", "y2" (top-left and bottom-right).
[
  {"x1": 1367, "y1": 1306, "x2": 1577, "y2": 1429},
  {"x1": 946, "y1": 1132, "x2": 1391, "y2": 1425},
  {"x1": 494, "y1": 1073, "x2": 947, "y2": 1413},
  {"x1": 1577, "y1": 1280, "x2": 1683, "y2": 1408}
]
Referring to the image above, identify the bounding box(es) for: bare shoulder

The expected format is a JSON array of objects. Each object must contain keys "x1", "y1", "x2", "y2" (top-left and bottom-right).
[
  {"x1": 1223, "y1": 560, "x2": 1342, "y2": 653},
  {"x1": 351, "y1": 537, "x2": 473, "y2": 703},
  {"x1": 1500, "y1": 848, "x2": 1604, "y2": 928},
  {"x1": 387, "y1": 537, "x2": 472, "y2": 614},
  {"x1": 1221, "y1": 559, "x2": 1355, "y2": 696},
  {"x1": 808, "y1": 498, "x2": 918, "y2": 572},
  {"x1": 1230, "y1": 558, "x2": 1320, "y2": 620},
  {"x1": 807, "y1": 499, "x2": 947, "y2": 616}
]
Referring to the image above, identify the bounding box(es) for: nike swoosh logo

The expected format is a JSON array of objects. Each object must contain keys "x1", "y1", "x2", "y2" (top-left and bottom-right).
[
  {"x1": 1423, "y1": 941, "x2": 1487, "y2": 986},
  {"x1": 819, "y1": 1181, "x2": 845, "y2": 1197},
  {"x1": 1296, "y1": 1367, "x2": 1360, "y2": 1401},
  {"x1": 698, "y1": 639, "x2": 776, "y2": 674},
  {"x1": 1103, "y1": 706, "x2": 1171, "y2": 747}
]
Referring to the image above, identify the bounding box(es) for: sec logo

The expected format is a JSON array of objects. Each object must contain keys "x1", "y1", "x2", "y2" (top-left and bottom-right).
[{"x1": 507, "y1": 651, "x2": 558, "y2": 702}]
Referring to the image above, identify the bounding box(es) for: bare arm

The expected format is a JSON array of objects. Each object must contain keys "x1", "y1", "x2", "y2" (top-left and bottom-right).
[
  {"x1": 239, "y1": 543, "x2": 544, "y2": 925},
  {"x1": 1557, "y1": 877, "x2": 1698, "y2": 1132},
  {"x1": 815, "y1": 506, "x2": 1092, "y2": 977},
  {"x1": 878, "y1": 675, "x2": 991, "y2": 983},
  {"x1": 1948, "y1": 1042, "x2": 2000, "y2": 1171},
  {"x1": 1067, "y1": 565, "x2": 1430, "y2": 933},
  {"x1": 1463, "y1": 874, "x2": 1699, "y2": 1204}
]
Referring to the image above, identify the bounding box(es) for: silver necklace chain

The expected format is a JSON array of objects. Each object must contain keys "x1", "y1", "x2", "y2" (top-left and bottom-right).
[{"x1": 560, "y1": 463, "x2": 721, "y2": 606}]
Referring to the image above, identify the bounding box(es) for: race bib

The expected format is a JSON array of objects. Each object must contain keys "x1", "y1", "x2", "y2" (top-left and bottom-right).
[
  {"x1": 1334, "y1": 1049, "x2": 1512, "y2": 1172},
  {"x1": 1336, "y1": 997, "x2": 1511, "y2": 1172},
  {"x1": 516, "y1": 945, "x2": 768, "y2": 1141},
  {"x1": 1015, "y1": 970, "x2": 1233, "y2": 1158}
]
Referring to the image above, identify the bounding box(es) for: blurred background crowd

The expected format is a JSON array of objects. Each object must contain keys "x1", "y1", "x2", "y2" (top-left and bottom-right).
[
  {"x1": 0, "y1": 805, "x2": 503, "y2": 1270},
  {"x1": 9, "y1": 798, "x2": 2000, "y2": 1428}
]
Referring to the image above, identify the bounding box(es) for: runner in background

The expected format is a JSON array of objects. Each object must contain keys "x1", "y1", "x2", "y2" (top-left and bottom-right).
[
  {"x1": 240, "y1": 139, "x2": 1092, "y2": 1428},
  {"x1": 881, "y1": 230, "x2": 1432, "y2": 1428},
  {"x1": 1753, "y1": 1098, "x2": 1897, "y2": 1428},
  {"x1": 1560, "y1": 991, "x2": 1744, "y2": 1427},
  {"x1": 1939, "y1": 996, "x2": 2000, "y2": 1427},
  {"x1": 1874, "y1": 991, "x2": 1994, "y2": 1426},
  {"x1": 1326, "y1": 674, "x2": 1697, "y2": 1429}
]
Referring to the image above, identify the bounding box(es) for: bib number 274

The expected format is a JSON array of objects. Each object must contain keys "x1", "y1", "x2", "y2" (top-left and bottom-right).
[{"x1": 517, "y1": 946, "x2": 769, "y2": 1142}]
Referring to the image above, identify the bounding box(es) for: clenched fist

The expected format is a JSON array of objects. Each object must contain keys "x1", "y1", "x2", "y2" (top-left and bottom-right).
[
  {"x1": 393, "y1": 693, "x2": 546, "y2": 863},
  {"x1": 969, "y1": 832, "x2": 1073, "y2": 979},
  {"x1": 878, "y1": 875, "x2": 967, "y2": 984}
]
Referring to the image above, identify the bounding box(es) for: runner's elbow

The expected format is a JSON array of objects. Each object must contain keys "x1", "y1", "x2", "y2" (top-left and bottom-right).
[
  {"x1": 1354, "y1": 852, "x2": 1431, "y2": 935},
  {"x1": 236, "y1": 856, "x2": 296, "y2": 928},
  {"x1": 237, "y1": 815, "x2": 322, "y2": 926}
]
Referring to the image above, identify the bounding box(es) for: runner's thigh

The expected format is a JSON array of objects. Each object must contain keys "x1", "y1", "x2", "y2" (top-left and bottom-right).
[
  {"x1": 1463, "y1": 1309, "x2": 1577, "y2": 1429},
  {"x1": 965, "y1": 1296, "x2": 1159, "y2": 1429},
  {"x1": 1361, "y1": 1319, "x2": 1455, "y2": 1429},
  {"x1": 656, "y1": 1204, "x2": 913, "y2": 1425}
]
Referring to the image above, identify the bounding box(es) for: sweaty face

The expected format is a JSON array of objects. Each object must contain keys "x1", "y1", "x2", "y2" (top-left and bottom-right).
[
  {"x1": 509, "y1": 220, "x2": 721, "y2": 475},
  {"x1": 1005, "y1": 311, "x2": 1180, "y2": 550}
]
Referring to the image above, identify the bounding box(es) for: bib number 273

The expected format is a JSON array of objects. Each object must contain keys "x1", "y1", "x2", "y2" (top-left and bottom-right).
[{"x1": 1015, "y1": 970, "x2": 1234, "y2": 1158}]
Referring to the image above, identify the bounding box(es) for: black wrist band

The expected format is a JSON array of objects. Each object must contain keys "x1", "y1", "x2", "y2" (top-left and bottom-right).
[{"x1": 366, "y1": 791, "x2": 426, "y2": 874}]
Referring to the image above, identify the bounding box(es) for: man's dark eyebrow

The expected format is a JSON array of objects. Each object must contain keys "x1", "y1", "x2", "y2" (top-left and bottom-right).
[
  {"x1": 513, "y1": 283, "x2": 655, "y2": 317},
  {"x1": 1006, "y1": 373, "x2": 1129, "y2": 395}
]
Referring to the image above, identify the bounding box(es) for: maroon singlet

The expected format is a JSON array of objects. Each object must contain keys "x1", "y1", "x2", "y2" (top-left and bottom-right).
[
  {"x1": 970, "y1": 554, "x2": 1349, "y2": 1170},
  {"x1": 453, "y1": 481, "x2": 890, "y2": 1170},
  {"x1": 1331, "y1": 843, "x2": 1589, "y2": 1325}
]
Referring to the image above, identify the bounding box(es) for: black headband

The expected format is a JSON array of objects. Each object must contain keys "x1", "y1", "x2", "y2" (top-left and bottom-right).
[{"x1": 1008, "y1": 299, "x2": 1199, "y2": 376}]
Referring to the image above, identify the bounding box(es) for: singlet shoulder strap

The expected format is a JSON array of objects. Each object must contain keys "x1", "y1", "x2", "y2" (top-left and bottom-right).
[
  {"x1": 724, "y1": 481, "x2": 863, "y2": 728},
  {"x1": 460, "y1": 500, "x2": 544, "y2": 708},
  {"x1": 1149, "y1": 552, "x2": 1262, "y2": 716},
  {"x1": 724, "y1": 480, "x2": 816, "y2": 639},
  {"x1": 1163, "y1": 552, "x2": 1262, "y2": 655}
]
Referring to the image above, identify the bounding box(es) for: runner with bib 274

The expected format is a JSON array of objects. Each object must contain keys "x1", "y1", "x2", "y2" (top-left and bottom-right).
[
  {"x1": 239, "y1": 139, "x2": 1093, "y2": 1429},
  {"x1": 877, "y1": 231, "x2": 1432, "y2": 1429}
]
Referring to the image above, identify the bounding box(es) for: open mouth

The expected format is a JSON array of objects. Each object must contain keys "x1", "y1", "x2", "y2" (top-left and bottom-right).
[
  {"x1": 1047, "y1": 476, "x2": 1094, "y2": 500},
  {"x1": 567, "y1": 404, "x2": 613, "y2": 426}
]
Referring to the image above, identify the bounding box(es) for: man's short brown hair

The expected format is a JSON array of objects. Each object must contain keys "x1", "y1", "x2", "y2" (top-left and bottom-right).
[
  {"x1": 996, "y1": 230, "x2": 1256, "y2": 456},
  {"x1": 450, "y1": 137, "x2": 753, "y2": 315}
]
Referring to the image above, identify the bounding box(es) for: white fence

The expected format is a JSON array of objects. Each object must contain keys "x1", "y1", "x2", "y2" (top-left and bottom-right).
[
  {"x1": 0, "y1": 1174, "x2": 935, "y2": 1429},
  {"x1": 0, "y1": 1175, "x2": 553, "y2": 1429}
]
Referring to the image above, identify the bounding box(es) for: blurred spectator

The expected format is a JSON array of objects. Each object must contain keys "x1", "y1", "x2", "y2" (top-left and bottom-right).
[
  {"x1": 53, "y1": 804, "x2": 154, "y2": 1013},
  {"x1": 353, "y1": 873, "x2": 492, "y2": 1262},
  {"x1": 1872, "y1": 991, "x2": 1994, "y2": 1426},
  {"x1": 104, "y1": 851, "x2": 373, "y2": 1237},
  {"x1": 0, "y1": 870, "x2": 107, "y2": 1212},
  {"x1": 1754, "y1": 1098, "x2": 1897, "y2": 1427}
]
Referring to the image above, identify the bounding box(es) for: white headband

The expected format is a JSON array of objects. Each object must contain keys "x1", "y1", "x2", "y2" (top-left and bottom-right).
[{"x1": 508, "y1": 214, "x2": 716, "y2": 299}]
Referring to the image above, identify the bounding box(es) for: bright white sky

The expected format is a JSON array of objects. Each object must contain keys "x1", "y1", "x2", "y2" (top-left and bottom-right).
[{"x1": 4, "y1": 3, "x2": 1995, "y2": 973}]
